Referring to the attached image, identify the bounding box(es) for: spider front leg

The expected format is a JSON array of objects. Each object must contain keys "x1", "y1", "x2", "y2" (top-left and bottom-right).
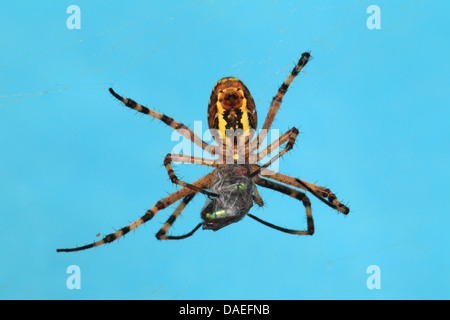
[
  {"x1": 56, "y1": 172, "x2": 214, "y2": 252},
  {"x1": 252, "y1": 185, "x2": 264, "y2": 207},
  {"x1": 157, "y1": 172, "x2": 265, "y2": 239},
  {"x1": 155, "y1": 192, "x2": 203, "y2": 240},
  {"x1": 259, "y1": 169, "x2": 350, "y2": 214},
  {"x1": 248, "y1": 176, "x2": 314, "y2": 235},
  {"x1": 164, "y1": 154, "x2": 218, "y2": 198}
]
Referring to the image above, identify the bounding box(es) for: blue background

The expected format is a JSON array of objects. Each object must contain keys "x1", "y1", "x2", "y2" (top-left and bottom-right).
[{"x1": 0, "y1": 1, "x2": 448, "y2": 299}]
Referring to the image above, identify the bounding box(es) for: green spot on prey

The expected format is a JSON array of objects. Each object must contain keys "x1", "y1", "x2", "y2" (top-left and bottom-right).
[
  {"x1": 205, "y1": 210, "x2": 227, "y2": 219},
  {"x1": 233, "y1": 183, "x2": 248, "y2": 191}
]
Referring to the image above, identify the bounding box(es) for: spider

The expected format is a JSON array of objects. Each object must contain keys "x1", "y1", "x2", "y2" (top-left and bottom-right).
[{"x1": 57, "y1": 52, "x2": 349, "y2": 252}]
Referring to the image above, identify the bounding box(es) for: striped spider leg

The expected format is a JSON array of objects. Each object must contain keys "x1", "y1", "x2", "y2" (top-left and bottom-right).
[
  {"x1": 249, "y1": 52, "x2": 310, "y2": 155},
  {"x1": 155, "y1": 192, "x2": 202, "y2": 240},
  {"x1": 57, "y1": 172, "x2": 214, "y2": 252},
  {"x1": 249, "y1": 126, "x2": 349, "y2": 214},
  {"x1": 259, "y1": 169, "x2": 349, "y2": 214},
  {"x1": 108, "y1": 89, "x2": 225, "y2": 197},
  {"x1": 108, "y1": 88, "x2": 218, "y2": 156},
  {"x1": 248, "y1": 175, "x2": 314, "y2": 235},
  {"x1": 249, "y1": 127, "x2": 299, "y2": 178},
  {"x1": 163, "y1": 154, "x2": 218, "y2": 198}
]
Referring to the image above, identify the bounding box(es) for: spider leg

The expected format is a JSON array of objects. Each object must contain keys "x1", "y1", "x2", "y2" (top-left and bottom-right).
[
  {"x1": 109, "y1": 88, "x2": 217, "y2": 155},
  {"x1": 164, "y1": 154, "x2": 218, "y2": 198},
  {"x1": 256, "y1": 127, "x2": 299, "y2": 162},
  {"x1": 156, "y1": 192, "x2": 203, "y2": 240},
  {"x1": 169, "y1": 154, "x2": 216, "y2": 167},
  {"x1": 249, "y1": 127, "x2": 299, "y2": 177},
  {"x1": 259, "y1": 168, "x2": 349, "y2": 214},
  {"x1": 56, "y1": 172, "x2": 214, "y2": 252},
  {"x1": 248, "y1": 176, "x2": 314, "y2": 235},
  {"x1": 251, "y1": 52, "x2": 310, "y2": 152},
  {"x1": 252, "y1": 185, "x2": 264, "y2": 207}
]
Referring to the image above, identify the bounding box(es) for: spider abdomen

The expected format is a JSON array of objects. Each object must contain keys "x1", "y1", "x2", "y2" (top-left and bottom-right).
[{"x1": 207, "y1": 77, "x2": 257, "y2": 143}]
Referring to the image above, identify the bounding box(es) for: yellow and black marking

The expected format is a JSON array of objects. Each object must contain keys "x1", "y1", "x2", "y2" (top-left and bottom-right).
[{"x1": 207, "y1": 77, "x2": 257, "y2": 148}]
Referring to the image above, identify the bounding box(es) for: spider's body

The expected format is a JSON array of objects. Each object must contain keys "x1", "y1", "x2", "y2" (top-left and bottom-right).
[
  {"x1": 207, "y1": 77, "x2": 257, "y2": 161},
  {"x1": 208, "y1": 77, "x2": 257, "y2": 138},
  {"x1": 57, "y1": 52, "x2": 350, "y2": 253}
]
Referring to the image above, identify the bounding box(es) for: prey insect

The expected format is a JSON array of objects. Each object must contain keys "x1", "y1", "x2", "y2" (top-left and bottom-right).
[{"x1": 57, "y1": 52, "x2": 349, "y2": 252}]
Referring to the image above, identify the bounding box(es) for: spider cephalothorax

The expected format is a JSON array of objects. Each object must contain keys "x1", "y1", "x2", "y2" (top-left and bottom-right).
[{"x1": 57, "y1": 51, "x2": 350, "y2": 253}]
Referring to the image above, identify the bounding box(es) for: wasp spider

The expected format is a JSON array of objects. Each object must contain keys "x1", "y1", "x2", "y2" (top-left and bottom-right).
[{"x1": 57, "y1": 52, "x2": 349, "y2": 252}]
